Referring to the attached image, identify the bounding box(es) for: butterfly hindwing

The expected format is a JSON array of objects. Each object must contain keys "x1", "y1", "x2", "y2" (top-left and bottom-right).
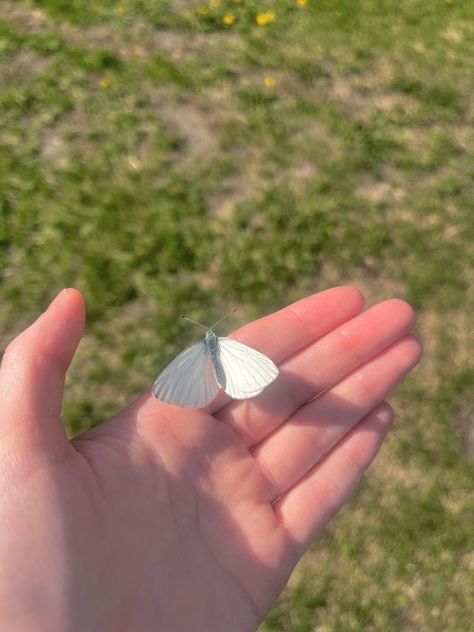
[
  {"x1": 215, "y1": 337, "x2": 279, "y2": 399},
  {"x1": 152, "y1": 340, "x2": 219, "y2": 408}
]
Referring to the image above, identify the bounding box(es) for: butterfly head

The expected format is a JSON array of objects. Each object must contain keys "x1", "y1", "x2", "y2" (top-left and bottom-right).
[{"x1": 205, "y1": 329, "x2": 217, "y2": 343}]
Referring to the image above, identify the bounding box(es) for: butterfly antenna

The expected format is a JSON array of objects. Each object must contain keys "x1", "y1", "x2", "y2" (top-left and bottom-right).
[
  {"x1": 179, "y1": 314, "x2": 209, "y2": 331},
  {"x1": 210, "y1": 308, "x2": 237, "y2": 330}
]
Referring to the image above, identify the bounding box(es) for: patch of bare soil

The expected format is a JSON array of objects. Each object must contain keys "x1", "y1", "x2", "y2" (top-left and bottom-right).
[
  {"x1": 140, "y1": 26, "x2": 242, "y2": 64},
  {"x1": 36, "y1": 100, "x2": 99, "y2": 170},
  {"x1": 355, "y1": 174, "x2": 406, "y2": 203},
  {"x1": 40, "y1": 129, "x2": 69, "y2": 169},
  {"x1": 331, "y1": 80, "x2": 418, "y2": 122},
  {"x1": 453, "y1": 396, "x2": 474, "y2": 464},
  {"x1": 0, "y1": 49, "x2": 52, "y2": 82},
  {"x1": 321, "y1": 60, "x2": 418, "y2": 121},
  {"x1": 149, "y1": 82, "x2": 246, "y2": 172},
  {"x1": 2, "y1": 1, "x2": 243, "y2": 65},
  {"x1": 1, "y1": 2, "x2": 51, "y2": 32},
  {"x1": 207, "y1": 167, "x2": 260, "y2": 219},
  {"x1": 157, "y1": 100, "x2": 219, "y2": 162}
]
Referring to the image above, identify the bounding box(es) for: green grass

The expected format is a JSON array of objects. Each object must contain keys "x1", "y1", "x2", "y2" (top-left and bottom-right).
[{"x1": 1, "y1": 0, "x2": 473, "y2": 629}]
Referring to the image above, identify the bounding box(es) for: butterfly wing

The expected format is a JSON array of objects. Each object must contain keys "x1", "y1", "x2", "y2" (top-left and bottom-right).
[
  {"x1": 152, "y1": 340, "x2": 220, "y2": 408},
  {"x1": 216, "y1": 337, "x2": 279, "y2": 399}
]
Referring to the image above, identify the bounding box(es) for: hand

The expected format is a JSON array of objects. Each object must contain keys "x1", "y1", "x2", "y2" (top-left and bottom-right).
[{"x1": 0, "y1": 287, "x2": 421, "y2": 631}]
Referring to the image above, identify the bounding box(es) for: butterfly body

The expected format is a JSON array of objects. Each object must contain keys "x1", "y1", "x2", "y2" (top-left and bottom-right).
[
  {"x1": 152, "y1": 325, "x2": 279, "y2": 409},
  {"x1": 205, "y1": 329, "x2": 226, "y2": 388}
]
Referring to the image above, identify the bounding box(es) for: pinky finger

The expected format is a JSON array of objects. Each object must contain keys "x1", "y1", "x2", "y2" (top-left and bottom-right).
[{"x1": 274, "y1": 402, "x2": 394, "y2": 557}]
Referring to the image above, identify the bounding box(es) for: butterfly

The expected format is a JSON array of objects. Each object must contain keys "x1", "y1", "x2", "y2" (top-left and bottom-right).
[{"x1": 152, "y1": 311, "x2": 279, "y2": 409}]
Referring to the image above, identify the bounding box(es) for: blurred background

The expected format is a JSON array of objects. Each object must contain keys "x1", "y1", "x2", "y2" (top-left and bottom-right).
[{"x1": 0, "y1": 1, "x2": 472, "y2": 629}]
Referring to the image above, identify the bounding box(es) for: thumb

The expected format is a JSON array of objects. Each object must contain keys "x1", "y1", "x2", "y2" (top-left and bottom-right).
[{"x1": 0, "y1": 288, "x2": 85, "y2": 461}]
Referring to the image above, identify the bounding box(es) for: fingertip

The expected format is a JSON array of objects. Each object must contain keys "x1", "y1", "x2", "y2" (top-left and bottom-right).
[
  {"x1": 403, "y1": 333, "x2": 423, "y2": 366},
  {"x1": 62, "y1": 287, "x2": 85, "y2": 302},
  {"x1": 64, "y1": 288, "x2": 86, "y2": 324},
  {"x1": 337, "y1": 285, "x2": 365, "y2": 309},
  {"x1": 33, "y1": 288, "x2": 86, "y2": 372},
  {"x1": 391, "y1": 333, "x2": 423, "y2": 364},
  {"x1": 372, "y1": 401, "x2": 395, "y2": 429},
  {"x1": 320, "y1": 284, "x2": 365, "y2": 303},
  {"x1": 48, "y1": 287, "x2": 85, "y2": 309},
  {"x1": 46, "y1": 288, "x2": 86, "y2": 329},
  {"x1": 384, "y1": 298, "x2": 417, "y2": 329}
]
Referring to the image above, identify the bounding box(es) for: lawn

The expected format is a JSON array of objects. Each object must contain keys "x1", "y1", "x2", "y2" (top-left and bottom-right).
[{"x1": 0, "y1": 1, "x2": 473, "y2": 629}]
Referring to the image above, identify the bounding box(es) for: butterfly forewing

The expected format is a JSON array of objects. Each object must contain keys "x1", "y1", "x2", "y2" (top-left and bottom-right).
[
  {"x1": 152, "y1": 341, "x2": 219, "y2": 408},
  {"x1": 216, "y1": 337, "x2": 279, "y2": 399}
]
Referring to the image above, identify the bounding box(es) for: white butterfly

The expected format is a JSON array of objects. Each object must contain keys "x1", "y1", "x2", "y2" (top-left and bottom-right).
[{"x1": 152, "y1": 311, "x2": 279, "y2": 409}]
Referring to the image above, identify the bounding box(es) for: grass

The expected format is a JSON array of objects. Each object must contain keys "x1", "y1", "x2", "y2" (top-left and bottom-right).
[{"x1": 0, "y1": 0, "x2": 473, "y2": 629}]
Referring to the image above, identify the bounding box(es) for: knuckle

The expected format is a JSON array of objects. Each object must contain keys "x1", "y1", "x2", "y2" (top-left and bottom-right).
[
  {"x1": 2, "y1": 333, "x2": 65, "y2": 377},
  {"x1": 2, "y1": 337, "x2": 24, "y2": 365},
  {"x1": 352, "y1": 369, "x2": 374, "y2": 400},
  {"x1": 314, "y1": 479, "x2": 343, "y2": 515},
  {"x1": 336, "y1": 325, "x2": 364, "y2": 365}
]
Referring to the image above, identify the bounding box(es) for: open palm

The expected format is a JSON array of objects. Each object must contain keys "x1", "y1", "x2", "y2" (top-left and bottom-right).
[{"x1": 0, "y1": 287, "x2": 421, "y2": 631}]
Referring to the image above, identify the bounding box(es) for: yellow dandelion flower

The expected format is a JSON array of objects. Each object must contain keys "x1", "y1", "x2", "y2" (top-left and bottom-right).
[
  {"x1": 297, "y1": 0, "x2": 308, "y2": 6},
  {"x1": 99, "y1": 77, "x2": 112, "y2": 88},
  {"x1": 256, "y1": 9, "x2": 277, "y2": 26},
  {"x1": 116, "y1": 4, "x2": 128, "y2": 16},
  {"x1": 198, "y1": 6, "x2": 209, "y2": 15},
  {"x1": 264, "y1": 75, "x2": 277, "y2": 88},
  {"x1": 209, "y1": 0, "x2": 221, "y2": 9},
  {"x1": 223, "y1": 14, "x2": 235, "y2": 25}
]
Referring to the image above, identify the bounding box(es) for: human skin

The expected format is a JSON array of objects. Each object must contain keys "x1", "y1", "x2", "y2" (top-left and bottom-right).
[{"x1": 0, "y1": 287, "x2": 421, "y2": 631}]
